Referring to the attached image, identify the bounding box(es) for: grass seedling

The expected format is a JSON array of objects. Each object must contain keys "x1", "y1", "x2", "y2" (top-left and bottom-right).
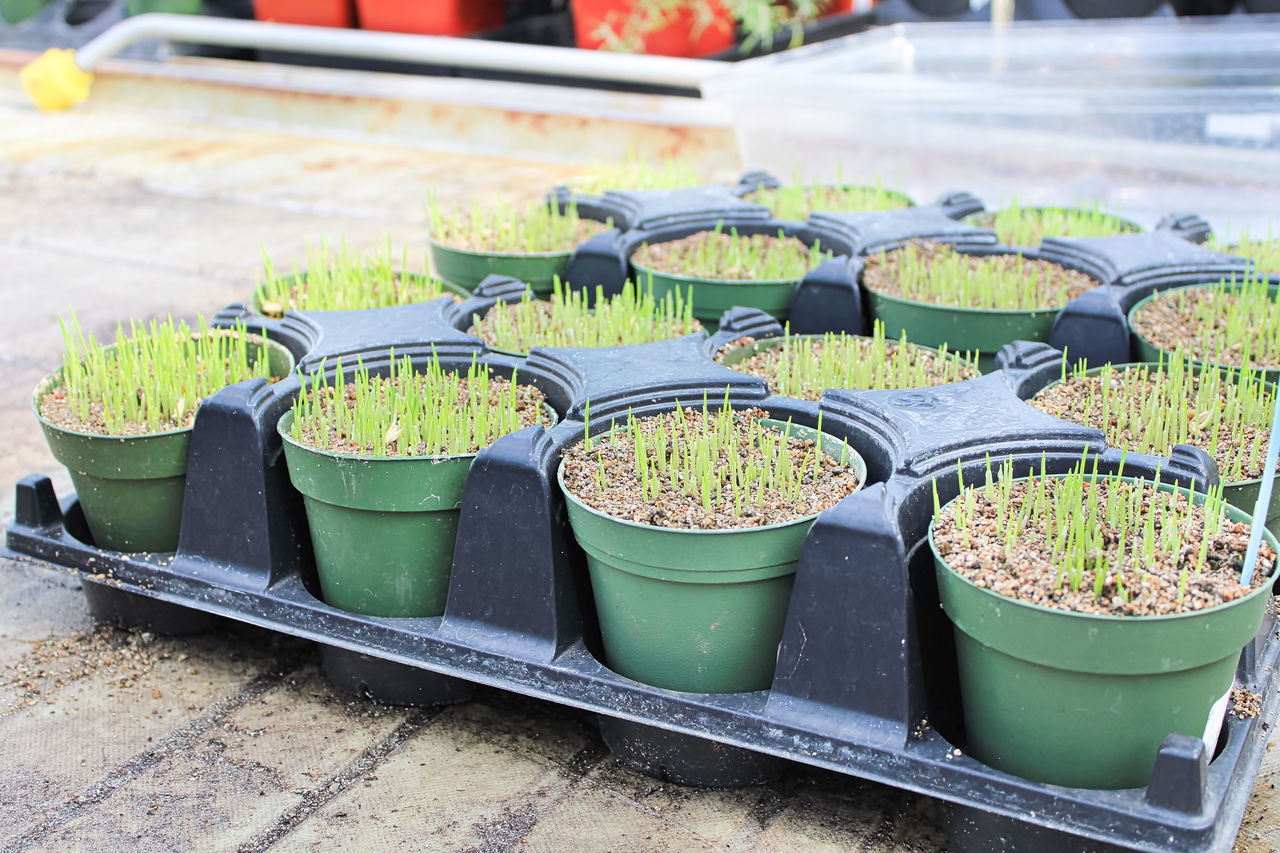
[
  {"x1": 571, "y1": 150, "x2": 704, "y2": 195},
  {"x1": 726, "y1": 321, "x2": 979, "y2": 400},
  {"x1": 1134, "y1": 273, "x2": 1280, "y2": 369},
  {"x1": 1032, "y1": 347, "x2": 1274, "y2": 482},
  {"x1": 290, "y1": 351, "x2": 546, "y2": 458},
  {"x1": 1211, "y1": 225, "x2": 1280, "y2": 274},
  {"x1": 426, "y1": 194, "x2": 603, "y2": 255},
  {"x1": 257, "y1": 238, "x2": 443, "y2": 314},
  {"x1": 982, "y1": 198, "x2": 1137, "y2": 247},
  {"x1": 50, "y1": 314, "x2": 274, "y2": 435},
  {"x1": 747, "y1": 168, "x2": 910, "y2": 221},
  {"x1": 936, "y1": 453, "x2": 1237, "y2": 609},
  {"x1": 632, "y1": 223, "x2": 832, "y2": 281},
  {"x1": 573, "y1": 398, "x2": 856, "y2": 524},
  {"x1": 469, "y1": 278, "x2": 701, "y2": 353},
  {"x1": 872, "y1": 241, "x2": 1091, "y2": 310}
]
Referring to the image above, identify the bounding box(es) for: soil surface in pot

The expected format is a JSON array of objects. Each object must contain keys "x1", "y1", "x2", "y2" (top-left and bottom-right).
[
  {"x1": 39, "y1": 330, "x2": 280, "y2": 436},
  {"x1": 933, "y1": 477, "x2": 1276, "y2": 616},
  {"x1": 561, "y1": 406, "x2": 859, "y2": 530},
  {"x1": 260, "y1": 274, "x2": 457, "y2": 317},
  {"x1": 717, "y1": 333, "x2": 978, "y2": 400},
  {"x1": 632, "y1": 232, "x2": 830, "y2": 281},
  {"x1": 1030, "y1": 367, "x2": 1271, "y2": 481},
  {"x1": 862, "y1": 240, "x2": 1096, "y2": 310},
  {"x1": 431, "y1": 215, "x2": 605, "y2": 254},
  {"x1": 468, "y1": 291, "x2": 702, "y2": 353},
  {"x1": 294, "y1": 371, "x2": 549, "y2": 457},
  {"x1": 745, "y1": 185, "x2": 911, "y2": 222},
  {"x1": 970, "y1": 208, "x2": 1138, "y2": 247},
  {"x1": 1131, "y1": 287, "x2": 1280, "y2": 371}
]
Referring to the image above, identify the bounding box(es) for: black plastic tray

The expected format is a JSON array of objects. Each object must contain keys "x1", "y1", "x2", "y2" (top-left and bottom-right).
[{"x1": 8, "y1": 286, "x2": 1280, "y2": 853}]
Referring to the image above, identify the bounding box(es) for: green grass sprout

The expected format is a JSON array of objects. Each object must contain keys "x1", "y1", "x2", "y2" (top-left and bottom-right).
[
  {"x1": 257, "y1": 238, "x2": 445, "y2": 315},
  {"x1": 1133, "y1": 275, "x2": 1280, "y2": 370},
  {"x1": 632, "y1": 224, "x2": 832, "y2": 281},
  {"x1": 469, "y1": 279, "x2": 701, "y2": 353},
  {"x1": 290, "y1": 352, "x2": 547, "y2": 458},
  {"x1": 571, "y1": 149, "x2": 705, "y2": 195},
  {"x1": 976, "y1": 198, "x2": 1138, "y2": 247},
  {"x1": 50, "y1": 314, "x2": 274, "y2": 435},
  {"x1": 426, "y1": 195, "x2": 603, "y2": 255}
]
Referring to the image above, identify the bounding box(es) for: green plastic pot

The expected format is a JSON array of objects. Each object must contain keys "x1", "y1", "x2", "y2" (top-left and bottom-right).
[
  {"x1": 631, "y1": 262, "x2": 798, "y2": 329},
  {"x1": 33, "y1": 338, "x2": 295, "y2": 553},
  {"x1": 1128, "y1": 284, "x2": 1280, "y2": 385},
  {"x1": 864, "y1": 289, "x2": 1063, "y2": 374},
  {"x1": 932, "y1": 477, "x2": 1278, "y2": 790},
  {"x1": 558, "y1": 419, "x2": 867, "y2": 694},
  {"x1": 1, "y1": 0, "x2": 48, "y2": 24},
  {"x1": 279, "y1": 402, "x2": 557, "y2": 618},
  {"x1": 427, "y1": 237, "x2": 571, "y2": 296},
  {"x1": 251, "y1": 272, "x2": 469, "y2": 317}
]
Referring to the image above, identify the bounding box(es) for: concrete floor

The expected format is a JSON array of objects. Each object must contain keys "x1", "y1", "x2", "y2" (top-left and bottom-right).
[{"x1": 1, "y1": 55, "x2": 1278, "y2": 853}]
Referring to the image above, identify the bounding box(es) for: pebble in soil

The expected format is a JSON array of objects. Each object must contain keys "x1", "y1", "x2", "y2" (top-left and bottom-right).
[
  {"x1": 718, "y1": 330, "x2": 979, "y2": 401},
  {"x1": 932, "y1": 475, "x2": 1276, "y2": 617},
  {"x1": 631, "y1": 231, "x2": 830, "y2": 282},
  {"x1": 560, "y1": 405, "x2": 860, "y2": 530},
  {"x1": 861, "y1": 240, "x2": 1097, "y2": 311}
]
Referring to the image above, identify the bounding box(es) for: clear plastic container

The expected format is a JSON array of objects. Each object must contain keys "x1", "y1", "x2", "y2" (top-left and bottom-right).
[{"x1": 706, "y1": 16, "x2": 1280, "y2": 240}]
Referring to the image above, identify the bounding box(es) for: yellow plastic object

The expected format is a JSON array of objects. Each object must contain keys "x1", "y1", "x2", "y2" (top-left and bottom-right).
[{"x1": 20, "y1": 48, "x2": 94, "y2": 112}]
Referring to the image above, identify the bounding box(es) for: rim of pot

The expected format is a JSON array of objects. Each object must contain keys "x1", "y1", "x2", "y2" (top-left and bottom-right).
[
  {"x1": 927, "y1": 472, "x2": 1278, "y2": 624},
  {"x1": 32, "y1": 335, "x2": 295, "y2": 441},
  {"x1": 556, "y1": 417, "x2": 867, "y2": 537}
]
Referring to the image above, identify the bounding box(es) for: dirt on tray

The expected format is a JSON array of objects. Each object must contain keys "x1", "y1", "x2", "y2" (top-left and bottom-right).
[
  {"x1": 560, "y1": 406, "x2": 861, "y2": 530},
  {"x1": 861, "y1": 240, "x2": 1097, "y2": 309},
  {"x1": 932, "y1": 477, "x2": 1276, "y2": 616}
]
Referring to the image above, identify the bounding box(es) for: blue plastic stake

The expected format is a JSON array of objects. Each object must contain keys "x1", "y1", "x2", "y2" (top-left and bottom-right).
[{"x1": 1241, "y1": 391, "x2": 1280, "y2": 586}]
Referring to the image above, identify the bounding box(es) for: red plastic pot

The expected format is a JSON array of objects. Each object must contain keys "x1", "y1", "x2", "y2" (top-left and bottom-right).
[
  {"x1": 572, "y1": 0, "x2": 735, "y2": 57},
  {"x1": 254, "y1": 0, "x2": 353, "y2": 27},
  {"x1": 356, "y1": 0, "x2": 504, "y2": 35}
]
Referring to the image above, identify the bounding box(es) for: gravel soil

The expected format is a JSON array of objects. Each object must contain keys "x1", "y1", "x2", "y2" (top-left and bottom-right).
[
  {"x1": 630, "y1": 232, "x2": 822, "y2": 281},
  {"x1": 1131, "y1": 287, "x2": 1280, "y2": 370},
  {"x1": 861, "y1": 240, "x2": 1097, "y2": 309},
  {"x1": 932, "y1": 477, "x2": 1276, "y2": 616},
  {"x1": 560, "y1": 406, "x2": 861, "y2": 530},
  {"x1": 718, "y1": 335, "x2": 978, "y2": 400},
  {"x1": 1030, "y1": 369, "x2": 1270, "y2": 480},
  {"x1": 294, "y1": 373, "x2": 549, "y2": 457}
]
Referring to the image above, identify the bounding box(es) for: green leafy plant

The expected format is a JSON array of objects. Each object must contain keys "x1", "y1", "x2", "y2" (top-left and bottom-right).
[
  {"x1": 571, "y1": 150, "x2": 705, "y2": 195},
  {"x1": 632, "y1": 224, "x2": 832, "y2": 281},
  {"x1": 290, "y1": 352, "x2": 547, "y2": 458},
  {"x1": 1132, "y1": 275, "x2": 1280, "y2": 370},
  {"x1": 426, "y1": 196, "x2": 603, "y2": 254},
  {"x1": 933, "y1": 453, "x2": 1245, "y2": 611},
  {"x1": 979, "y1": 199, "x2": 1137, "y2": 247},
  {"x1": 469, "y1": 279, "x2": 701, "y2": 352},
  {"x1": 576, "y1": 396, "x2": 854, "y2": 522},
  {"x1": 865, "y1": 241, "x2": 1094, "y2": 311},
  {"x1": 1211, "y1": 227, "x2": 1280, "y2": 274},
  {"x1": 724, "y1": 322, "x2": 979, "y2": 400},
  {"x1": 1031, "y1": 350, "x2": 1273, "y2": 482},
  {"x1": 257, "y1": 238, "x2": 446, "y2": 315},
  {"x1": 49, "y1": 314, "x2": 274, "y2": 435}
]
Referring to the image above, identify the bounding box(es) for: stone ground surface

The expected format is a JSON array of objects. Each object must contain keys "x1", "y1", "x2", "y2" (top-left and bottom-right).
[{"x1": 0, "y1": 57, "x2": 1278, "y2": 853}]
